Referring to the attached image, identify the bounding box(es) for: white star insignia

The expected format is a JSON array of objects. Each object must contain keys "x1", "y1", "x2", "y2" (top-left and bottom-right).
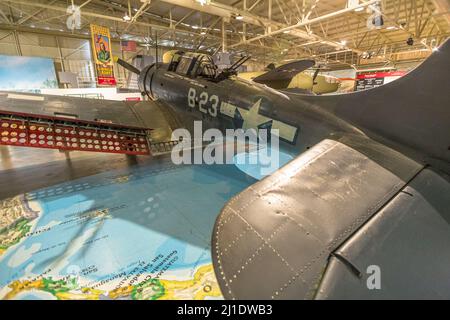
[{"x1": 239, "y1": 99, "x2": 272, "y2": 131}]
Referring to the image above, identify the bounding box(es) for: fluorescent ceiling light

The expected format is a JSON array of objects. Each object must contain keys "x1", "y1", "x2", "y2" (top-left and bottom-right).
[
  {"x1": 123, "y1": 14, "x2": 131, "y2": 21},
  {"x1": 195, "y1": 0, "x2": 211, "y2": 5},
  {"x1": 354, "y1": 7, "x2": 364, "y2": 12}
]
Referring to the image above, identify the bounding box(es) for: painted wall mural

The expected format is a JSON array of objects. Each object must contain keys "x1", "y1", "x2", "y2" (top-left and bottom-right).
[{"x1": 0, "y1": 55, "x2": 58, "y2": 91}]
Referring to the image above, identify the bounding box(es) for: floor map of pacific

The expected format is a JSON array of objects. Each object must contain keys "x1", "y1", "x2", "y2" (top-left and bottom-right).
[{"x1": 0, "y1": 161, "x2": 256, "y2": 300}]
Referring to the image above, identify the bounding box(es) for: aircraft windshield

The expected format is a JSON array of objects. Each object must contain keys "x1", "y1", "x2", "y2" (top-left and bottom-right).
[
  {"x1": 176, "y1": 56, "x2": 194, "y2": 75},
  {"x1": 172, "y1": 53, "x2": 217, "y2": 79}
]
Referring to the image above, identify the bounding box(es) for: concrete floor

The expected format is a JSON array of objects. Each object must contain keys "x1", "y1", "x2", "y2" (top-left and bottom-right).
[{"x1": 0, "y1": 145, "x2": 157, "y2": 200}]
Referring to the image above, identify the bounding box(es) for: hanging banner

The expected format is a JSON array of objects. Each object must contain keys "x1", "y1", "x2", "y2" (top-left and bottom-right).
[{"x1": 90, "y1": 24, "x2": 116, "y2": 86}]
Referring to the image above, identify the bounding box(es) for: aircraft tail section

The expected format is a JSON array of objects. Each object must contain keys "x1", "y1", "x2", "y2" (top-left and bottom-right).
[{"x1": 286, "y1": 39, "x2": 450, "y2": 166}]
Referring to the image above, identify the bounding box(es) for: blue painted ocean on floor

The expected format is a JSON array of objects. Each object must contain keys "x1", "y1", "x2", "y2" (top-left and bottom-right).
[{"x1": 0, "y1": 146, "x2": 295, "y2": 294}]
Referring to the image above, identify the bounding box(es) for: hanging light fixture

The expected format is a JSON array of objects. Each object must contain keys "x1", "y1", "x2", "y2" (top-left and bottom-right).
[
  {"x1": 123, "y1": 0, "x2": 132, "y2": 22},
  {"x1": 66, "y1": 4, "x2": 81, "y2": 30},
  {"x1": 195, "y1": 0, "x2": 211, "y2": 6}
]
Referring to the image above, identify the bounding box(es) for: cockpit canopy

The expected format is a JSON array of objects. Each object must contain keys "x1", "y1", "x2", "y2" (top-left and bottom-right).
[{"x1": 168, "y1": 51, "x2": 217, "y2": 79}]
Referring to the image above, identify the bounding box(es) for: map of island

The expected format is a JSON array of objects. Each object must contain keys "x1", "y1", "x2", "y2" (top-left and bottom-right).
[{"x1": 0, "y1": 196, "x2": 40, "y2": 256}]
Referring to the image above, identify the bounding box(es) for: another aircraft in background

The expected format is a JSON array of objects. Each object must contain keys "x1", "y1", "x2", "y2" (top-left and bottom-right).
[{"x1": 238, "y1": 60, "x2": 342, "y2": 94}]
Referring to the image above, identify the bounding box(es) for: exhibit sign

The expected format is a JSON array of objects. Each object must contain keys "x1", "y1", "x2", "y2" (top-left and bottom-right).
[
  {"x1": 90, "y1": 24, "x2": 117, "y2": 86},
  {"x1": 0, "y1": 55, "x2": 58, "y2": 91},
  {"x1": 121, "y1": 40, "x2": 137, "y2": 52},
  {"x1": 355, "y1": 71, "x2": 406, "y2": 91}
]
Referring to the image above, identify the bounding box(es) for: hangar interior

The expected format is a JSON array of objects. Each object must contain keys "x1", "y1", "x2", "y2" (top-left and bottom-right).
[
  {"x1": 0, "y1": 0, "x2": 449, "y2": 86},
  {"x1": 0, "y1": 0, "x2": 449, "y2": 301}
]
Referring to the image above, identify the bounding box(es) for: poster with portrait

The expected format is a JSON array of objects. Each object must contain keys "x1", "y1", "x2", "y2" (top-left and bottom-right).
[{"x1": 90, "y1": 24, "x2": 116, "y2": 86}]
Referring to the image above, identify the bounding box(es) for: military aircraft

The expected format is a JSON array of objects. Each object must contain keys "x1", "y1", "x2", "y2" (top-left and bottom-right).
[{"x1": 0, "y1": 39, "x2": 449, "y2": 299}]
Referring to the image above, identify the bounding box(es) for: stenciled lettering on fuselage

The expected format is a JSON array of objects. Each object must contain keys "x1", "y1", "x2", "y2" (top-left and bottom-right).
[{"x1": 187, "y1": 87, "x2": 298, "y2": 143}]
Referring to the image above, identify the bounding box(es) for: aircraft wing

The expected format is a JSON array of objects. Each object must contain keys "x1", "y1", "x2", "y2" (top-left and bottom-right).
[
  {"x1": 252, "y1": 60, "x2": 315, "y2": 89},
  {"x1": 212, "y1": 135, "x2": 450, "y2": 299},
  {"x1": 0, "y1": 91, "x2": 176, "y2": 155}
]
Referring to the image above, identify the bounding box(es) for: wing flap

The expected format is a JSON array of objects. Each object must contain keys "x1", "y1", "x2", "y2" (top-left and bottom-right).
[
  {"x1": 315, "y1": 168, "x2": 450, "y2": 299},
  {"x1": 212, "y1": 137, "x2": 423, "y2": 299},
  {"x1": 0, "y1": 117, "x2": 150, "y2": 155}
]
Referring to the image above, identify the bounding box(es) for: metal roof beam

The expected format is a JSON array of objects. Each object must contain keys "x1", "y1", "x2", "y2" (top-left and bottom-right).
[
  {"x1": 155, "y1": 0, "x2": 375, "y2": 55},
  {"x1": 7, "y1": 0, "x2": 212, "y2": 38},
  {"x1": 229, "y1": 0, "x2": 378, "y2": 50}
]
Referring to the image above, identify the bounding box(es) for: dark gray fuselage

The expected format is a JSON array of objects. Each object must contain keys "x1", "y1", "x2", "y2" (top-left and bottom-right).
[
  {"x1": 136, "y1": 43, "x2": 450, "y2": 175},
  {"x1": 139, "y1": 63, "x2": 360, "y2": 157}
]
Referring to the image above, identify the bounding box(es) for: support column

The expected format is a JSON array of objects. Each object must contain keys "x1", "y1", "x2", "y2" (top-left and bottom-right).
[
  {"x1": 13, "y1": 30, "x2": 22, "y2": 56},
  {"x1": 243, "y1": 0, "x2": 247, "y2": 41},
  {"x1": 221, "y1": 18, "x2": 227, "y2": 53},
  {"x1": 268, "y1": 0, "x2": 272, "y2": 33},
  {"x1": 55, "y1": 36, "x2": 65, "y2": 72}
]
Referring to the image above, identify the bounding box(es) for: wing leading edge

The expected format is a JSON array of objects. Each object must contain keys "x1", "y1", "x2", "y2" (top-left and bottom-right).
[
  {"x1": 316, "y1": 167, "x2": 450, "y2": 299},
  {"x1": 210, "y1": 135, "x2": 450, "y2": 299}
]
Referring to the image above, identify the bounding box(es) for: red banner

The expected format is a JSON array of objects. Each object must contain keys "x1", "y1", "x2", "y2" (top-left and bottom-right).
[
  {"x1": 125, "y1": 97, "x2": 141, "y2": 101},
  {"x1": 357, "y1": 71, "x2": 406, "y2": 79}
]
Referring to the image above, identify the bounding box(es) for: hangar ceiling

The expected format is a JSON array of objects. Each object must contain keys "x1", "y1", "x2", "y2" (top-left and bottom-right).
[{"x1": 0, "y1": 0, "x2": 449, "y2": 69}]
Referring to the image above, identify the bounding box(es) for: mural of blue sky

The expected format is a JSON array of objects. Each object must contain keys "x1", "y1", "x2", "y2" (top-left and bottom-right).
[{"x1": 0, "y1": 55, "x2": 58, "y2": 90}]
